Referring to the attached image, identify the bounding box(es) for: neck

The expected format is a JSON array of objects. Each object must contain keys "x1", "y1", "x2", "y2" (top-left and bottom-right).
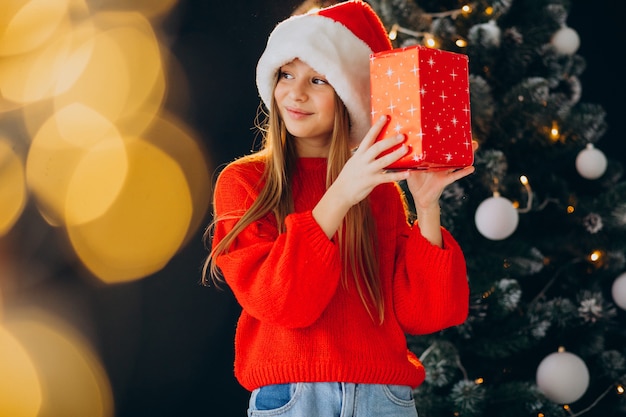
[{"x1": 294, "y1": 137, "x2": 331, "y2": 158}]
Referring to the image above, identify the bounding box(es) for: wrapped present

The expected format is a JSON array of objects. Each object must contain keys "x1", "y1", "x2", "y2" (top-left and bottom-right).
[{"x1": 370, "y1": 45, "x2": 474, "y2": 170}]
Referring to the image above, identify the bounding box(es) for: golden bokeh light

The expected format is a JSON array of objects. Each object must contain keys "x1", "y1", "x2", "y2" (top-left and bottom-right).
[
  {"x1": 0, "y1": 325, "x2": 42, "y2": 417},
  {"x1": 67, "y1": 137, "x2": 193, "y2": 283},
  {"x1": 0, "y1": 0, "x2": 70, "y2": 56},
  {"x1": 51, "y1": 12, "x2": 166, "y2": 137},
  {"x1": 4, "y1": 311, "x2": 113, "y2": 417},
  {"x1": 0, "y1": 17, "x2": 92, "y2": 104},
  {"x1": 143, "y1": 113, "x2": 212, "y2": 245},
  {"x1": 64, "y1": 132, "x2": 129, "y2": 225},
  {"x1": 1, "y1": 0, "x2": 210, "y2": 285},
  {"x1": 26, "y1": 103, "x2": 128, "y2": 226},
  {"x1": 0, "y1": 1, "x2": 219, "y2": 414},
  {"x1": 0, "y1": 138, "x2": 27, "y2": 236}
]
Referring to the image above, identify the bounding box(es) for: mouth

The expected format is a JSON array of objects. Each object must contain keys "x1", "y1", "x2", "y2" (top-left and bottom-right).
[{"x1": 285, "y1": 106, "x2": 313, "y2": 119}]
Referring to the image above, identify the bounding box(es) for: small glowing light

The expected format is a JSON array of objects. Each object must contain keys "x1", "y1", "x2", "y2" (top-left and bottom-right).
[
  {"x1": 567, "y1": 205, "x2": 575, "y2": 214},
  {"x1": 617, "y1": 385, "x2": 625, "y2": 395},
  {"x1": 563, "y1": 404, "x2": 570, "y2": 411},
  {"x1": 512, "y1": 200, "x2": 520, "y2": 209},
  {"x1": 520, "y1": 175, "x2": 529, "y2": 185},
  {"x1": 538, "y1": 413, "x2": 545, "y2": 417},
  {"x1": 475, "y1": 377, "x2": 484, "y2": 384},
  {"x1": 462, "y1": 5, "x2": 472, "y2": 14},
  {"x1": 589, "y1": 250, "x2": 602, "y2": 262},
  {"x1": 558, "y1": 346, "x2": 566, "y2": 353},
  {"x1": 485, "y1": 6, "x2": 494, "y2": 15},
  {"x1": 424, "y1": 36, "x2": 437, "y2": 48},
  {"x1": 389, "y1": 24, "x2": 398, "y2": 41},
  {"x1": 550, "y1": 121, "x2": 560, "y2": 141},
  {"x1": 455, "y1": 38, "x2": 467, "y2": 48}
]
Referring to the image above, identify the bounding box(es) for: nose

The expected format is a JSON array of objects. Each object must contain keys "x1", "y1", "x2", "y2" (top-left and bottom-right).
[{"x1": 288, "y1": 79, "x2": 308, "y2": 101}]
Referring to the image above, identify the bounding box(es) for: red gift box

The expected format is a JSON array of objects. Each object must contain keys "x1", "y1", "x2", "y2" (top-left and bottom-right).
[{"x1": 370, "y1": 45, "x2": 474, "y2": 170}]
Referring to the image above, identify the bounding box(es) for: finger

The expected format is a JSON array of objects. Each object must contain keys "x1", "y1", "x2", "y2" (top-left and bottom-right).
[
  {"x1": 382, "y1": 169, "x2": 410, "y2": 184},
  {"x1": 356, "y1": 115, "x2": 389, "y2": 152},
  {"x1": 372, "y1": 140, "x2": 407, "y2": 169},
  {"x1": 447, "y1": 165, "x2": 475, "y2": 182},
  {"x1": 362, "y1": 132, "x2": 404, "y2": 159}
]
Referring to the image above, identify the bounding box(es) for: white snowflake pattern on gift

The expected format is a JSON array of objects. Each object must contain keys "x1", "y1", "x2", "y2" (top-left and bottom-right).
[{"x1": 370, "y1": 45, "x2": 473, "y2": 169}]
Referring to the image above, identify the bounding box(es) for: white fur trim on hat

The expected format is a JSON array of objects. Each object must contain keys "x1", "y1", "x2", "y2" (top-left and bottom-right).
[{"x1": 256, "y1": 13, "x2": 375, "y2": 143}]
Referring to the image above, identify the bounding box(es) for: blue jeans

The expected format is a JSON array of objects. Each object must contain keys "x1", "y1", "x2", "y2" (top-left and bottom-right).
[{"x1": 247, "y1": 382, "x2": 418, "y2": 417}]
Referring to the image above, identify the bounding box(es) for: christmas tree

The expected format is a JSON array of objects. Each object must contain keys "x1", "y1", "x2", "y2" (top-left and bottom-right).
[{"x1": 364, "y1": 0, "x2": 626, "y2": 416}]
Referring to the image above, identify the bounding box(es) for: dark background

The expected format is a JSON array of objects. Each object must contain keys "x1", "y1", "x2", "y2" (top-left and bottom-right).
[{"x1": 115, "y1": 1, "x2": 623, "y2": 416}]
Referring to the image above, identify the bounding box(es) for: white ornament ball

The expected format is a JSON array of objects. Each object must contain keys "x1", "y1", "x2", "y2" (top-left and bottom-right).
[
  {"x1": 576, "y1": 144, "x2": 607, "y2": 180},
  {"x1": 536, "y1": 351, "x2": 590, "y2": 404},
  {"x1": 611, "y1": 272, "x2": 626, "y2": 310},
  {"x1": 551, "y1": 26, "x2": 580, "y2": 55},
  {"x1": 474, "y1": 195, "x2": 519, "y2": 240}
]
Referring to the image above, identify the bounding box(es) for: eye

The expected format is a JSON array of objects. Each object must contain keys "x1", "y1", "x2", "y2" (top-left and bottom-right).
[
  {"x1": 312, "y1": 77, "x2": 329, "y2": 85},
  {"x1": 279, "y1": 71, "x2": 293, "y2": 80}
]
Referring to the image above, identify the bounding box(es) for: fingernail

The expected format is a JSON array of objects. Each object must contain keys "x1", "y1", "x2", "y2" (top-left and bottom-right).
[{"x1": 379, "y1": 115, "x2": 388, "y2": 122}]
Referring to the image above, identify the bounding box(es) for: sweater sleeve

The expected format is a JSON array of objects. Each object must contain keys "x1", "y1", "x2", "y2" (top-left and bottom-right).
[
  {"x1": 391, "y1": 194, "x2": 470, "y2": 335},
  {"x1": 212, "y1": 163, "x2": 342, "y2": 329}
]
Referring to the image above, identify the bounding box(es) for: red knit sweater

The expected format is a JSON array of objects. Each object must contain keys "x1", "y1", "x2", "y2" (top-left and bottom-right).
[{"x1": 212, "y1": 157, "x2": 469, "y2": 392}]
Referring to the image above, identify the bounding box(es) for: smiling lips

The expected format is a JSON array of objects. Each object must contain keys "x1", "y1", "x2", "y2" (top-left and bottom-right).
[{"x1": 285, "y1": 106, "x2": 313, "y2": 120}]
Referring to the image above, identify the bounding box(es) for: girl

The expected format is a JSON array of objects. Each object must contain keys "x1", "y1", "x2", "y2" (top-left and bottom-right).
[{"x1": 203, "y1": 1, "x2": 475, "y2": 416}]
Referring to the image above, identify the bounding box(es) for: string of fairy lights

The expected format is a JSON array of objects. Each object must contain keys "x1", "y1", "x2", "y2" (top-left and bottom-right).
[{"x1": 388, "y1": 3, "x2": 475, "y2": 48}]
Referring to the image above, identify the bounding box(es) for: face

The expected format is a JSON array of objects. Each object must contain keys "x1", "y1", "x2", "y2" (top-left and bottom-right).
[{"x1": 273, "y1": 59, "x2": 336, "y2": 154}]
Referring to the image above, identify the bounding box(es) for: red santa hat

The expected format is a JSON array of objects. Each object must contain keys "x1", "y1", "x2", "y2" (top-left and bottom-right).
[{"x1": 256, "y1": 0, "x2": 392, "y2": 142}]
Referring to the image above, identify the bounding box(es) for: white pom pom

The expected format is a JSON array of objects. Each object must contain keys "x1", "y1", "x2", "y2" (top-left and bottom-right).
[
  {"x1": 576, "y1": 144, "x2": 607, "y2": 180},
  {"x1": 468, "y1": 20, "x2": 501, "y2": 48},
  {"x1": 551, "y1": 26, "x2": 580, "y2": 55},
  {"x1": 611, "y1": 272, "x2": 626, "y2": 310},
  {"x1": 474, "y1": 194, "x2": 519, "y2": 240},
  {"x1": 536, "y1": 351, "x2": 590, "y2": 404}
]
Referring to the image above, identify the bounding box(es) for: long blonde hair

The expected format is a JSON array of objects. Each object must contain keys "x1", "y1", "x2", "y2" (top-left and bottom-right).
[{"x1": 202, "y1": 92, "x2": 384, "y2": 323}]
